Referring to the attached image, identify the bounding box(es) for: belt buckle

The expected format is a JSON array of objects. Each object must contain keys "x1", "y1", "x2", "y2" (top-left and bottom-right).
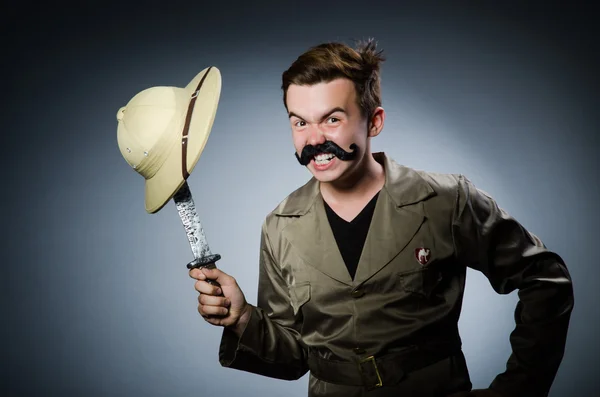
[{"x1": 358, "y1": 355, "x2": 383, "y2": 390}]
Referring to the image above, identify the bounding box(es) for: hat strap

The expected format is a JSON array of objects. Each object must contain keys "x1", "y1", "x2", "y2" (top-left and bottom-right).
[{"x1": 181, "y1": 66, "x2": 213, "y2": 180}]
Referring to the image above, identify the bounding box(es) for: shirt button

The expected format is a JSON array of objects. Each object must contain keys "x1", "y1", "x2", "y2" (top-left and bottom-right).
[
  {"x1": 353, "y1": 347, "x2": 366, "y2": 355},
  {"x1": 351, "y1": 289, "x2": 365, "y2": 298}
]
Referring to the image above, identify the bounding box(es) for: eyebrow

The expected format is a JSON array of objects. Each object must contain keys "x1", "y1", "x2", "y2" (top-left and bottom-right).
[{"x1": 288, "y1": 107, "x2": 347, "y2": 121}]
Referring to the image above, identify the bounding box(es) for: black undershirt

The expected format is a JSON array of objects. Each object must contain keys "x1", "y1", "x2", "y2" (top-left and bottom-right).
[{"x1": 323, "y1": 192, "x2": 380, "y2": 280}]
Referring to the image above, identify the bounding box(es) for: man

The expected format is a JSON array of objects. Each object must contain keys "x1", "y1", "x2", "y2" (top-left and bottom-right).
[{"x1": 189, "y1": 40, "x2": 574, "y2": 397}]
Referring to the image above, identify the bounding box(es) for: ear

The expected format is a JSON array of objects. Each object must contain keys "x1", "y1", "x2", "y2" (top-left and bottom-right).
[{"x1": 368, "y1": 107, "x2": 385, "y2": 138}]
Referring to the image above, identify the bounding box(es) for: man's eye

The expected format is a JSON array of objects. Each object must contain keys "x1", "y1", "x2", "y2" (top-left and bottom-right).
[
  {"x1": 327, "y1": 117, "x2": 339, "y2": 124},
  {"x1": 295, "y1": 120, "x2": 306, "y2": 127}
]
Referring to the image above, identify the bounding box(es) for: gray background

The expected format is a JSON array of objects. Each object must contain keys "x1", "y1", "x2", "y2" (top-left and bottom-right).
[{"x1": 4, "y1": 1, "x2": 598, "y2": 396}]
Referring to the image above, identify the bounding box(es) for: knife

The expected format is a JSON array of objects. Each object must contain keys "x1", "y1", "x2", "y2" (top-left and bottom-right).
[{"x1": 173, "y1": 181, "x2": 222, "y2": 289}]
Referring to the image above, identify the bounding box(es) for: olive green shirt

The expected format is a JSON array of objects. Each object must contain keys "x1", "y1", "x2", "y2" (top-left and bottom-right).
[{"x1": 218, "y1": 152, "x2": 574, "y2": 397}]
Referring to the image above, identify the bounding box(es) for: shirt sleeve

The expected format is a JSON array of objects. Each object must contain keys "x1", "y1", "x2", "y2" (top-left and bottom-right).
[
  {"x1": 452, "y1": 175, "x2": 574, "y2": 397},
  {"x1": 218, "y1": 219, "x2": 309, "y2": 380}
]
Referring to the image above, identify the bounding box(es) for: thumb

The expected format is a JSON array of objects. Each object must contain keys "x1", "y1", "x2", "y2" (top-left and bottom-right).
[{"x1": 200, "y1": 267, "x2": 233, "y2": 286}]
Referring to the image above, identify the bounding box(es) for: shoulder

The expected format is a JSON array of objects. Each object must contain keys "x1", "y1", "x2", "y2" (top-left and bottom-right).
[
  {"x1": 390, "y1": 163, "x2": 464, "y2": 208},
  {"x1": 416, "y1": 169, "x2": 463, "y2": 196},
  {"x1": 261, "y1": 177, "x2": 318, "y2": 238},
  {"x1": 381, "y1": 153, "x2": 463, "y2": 208},
  {"x1": 415, "y1": 169, "x2": 500, "y2": 226},
  {"x1": 414, "y1": 170, "x2": 464, "y2": 223},
  {"x1": 385, "y1": 161, "x2": 478, "y2": 229}
]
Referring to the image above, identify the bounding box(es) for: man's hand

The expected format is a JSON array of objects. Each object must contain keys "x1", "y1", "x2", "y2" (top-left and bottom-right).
[
  {"x1": 189, "y1": 266, "x2": 253, "y2": 335},
  {"x1": 447, "y1": 389, "x2": 505, "y2": 397}
]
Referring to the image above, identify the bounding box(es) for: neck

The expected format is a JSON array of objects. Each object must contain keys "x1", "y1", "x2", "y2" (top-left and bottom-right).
[{"x1": 320, "y1": 152, "x2": 385, "y2": 203}]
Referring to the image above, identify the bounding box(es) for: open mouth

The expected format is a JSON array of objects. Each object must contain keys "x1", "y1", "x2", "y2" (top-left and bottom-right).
[{"x1": 313, "y1": 152, "x2": 335, "y2": 166}]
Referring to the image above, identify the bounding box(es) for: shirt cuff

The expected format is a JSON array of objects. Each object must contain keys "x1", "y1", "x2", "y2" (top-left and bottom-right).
[{"x1": 218, "y1": 305, "x2": 260, "y2": 367}]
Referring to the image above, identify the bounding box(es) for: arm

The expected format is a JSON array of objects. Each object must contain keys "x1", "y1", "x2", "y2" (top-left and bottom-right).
[
  {"x1": 218, "y1": 220, "x2": 309, "y2": 380},
  {"x1": 452, "y1": 175, "x2": 574, "y2": 397}
]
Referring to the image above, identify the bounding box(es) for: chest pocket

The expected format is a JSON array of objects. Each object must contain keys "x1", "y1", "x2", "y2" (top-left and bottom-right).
[
  {"x1": 393, "y1": 218, "x2": 455, "y2": 299},
  {"x1": 289, "y1": 281, "x2": 311, "y2": 316},
  {"x1": 400, "y1": 266, "x2": 444, "y2": 299}
]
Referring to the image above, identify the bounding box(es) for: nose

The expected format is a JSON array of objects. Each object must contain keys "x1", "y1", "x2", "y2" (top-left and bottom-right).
[{"x1": 307, "y1": 125, "x2": 326, "y2": 146}]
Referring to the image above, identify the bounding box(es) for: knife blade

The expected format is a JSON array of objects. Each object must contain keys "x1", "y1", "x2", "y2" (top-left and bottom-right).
[{"x1": 173, "y1": 181, "x2": 221, "y2": 288}]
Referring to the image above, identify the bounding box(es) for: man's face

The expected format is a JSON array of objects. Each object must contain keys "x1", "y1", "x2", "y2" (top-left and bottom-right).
[{"x1": 287, "y1": 78, "x2": 375, "y2": 184}]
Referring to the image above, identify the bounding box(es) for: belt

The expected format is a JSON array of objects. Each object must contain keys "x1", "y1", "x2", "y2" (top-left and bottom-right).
[{"x1": 307, "y1": 342, "x2": 462, "y2": 390}]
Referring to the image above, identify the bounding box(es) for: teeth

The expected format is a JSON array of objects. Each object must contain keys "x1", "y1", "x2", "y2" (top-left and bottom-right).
[
  {"x1": 314, "y1": 153, "x2": 335, "y2": 166},
  {"x1": 314, "y1": 153, "x2": 335, "y2": 161}
]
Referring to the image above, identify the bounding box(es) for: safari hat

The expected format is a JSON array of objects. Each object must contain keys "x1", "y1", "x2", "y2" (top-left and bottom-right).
[{"x1": 116, "y1": 67, "x2": 221, "y2": 213}]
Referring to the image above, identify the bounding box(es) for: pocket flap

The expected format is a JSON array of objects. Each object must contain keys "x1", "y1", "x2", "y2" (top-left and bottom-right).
[{"x1": 289, "y1": 282, "x2": 311, "y2": 315}]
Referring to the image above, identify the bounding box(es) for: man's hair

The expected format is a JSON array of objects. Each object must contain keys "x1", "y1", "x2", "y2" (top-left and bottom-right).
[{"x1": 281, "y1": 38, "x2": 385, "y2": 120}]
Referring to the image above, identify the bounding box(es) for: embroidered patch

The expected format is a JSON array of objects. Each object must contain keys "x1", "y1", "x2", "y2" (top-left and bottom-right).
[{"x1": 415, "y1": 247, "x2": 431, "y2": 265}]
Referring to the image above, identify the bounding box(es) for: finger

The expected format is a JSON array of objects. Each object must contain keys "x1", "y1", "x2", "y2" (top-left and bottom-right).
[
  {"x1": 199, "y1": 294, "x2": 230, "y2": 307},
  {"x1": 194, "y1": 280, "x2": 222, "y2": 296},
  {"x1": 189, "y1": 269, "x2": 206, "y2": 280},
  {"x1": 203, "y1": 316, "x2": 229, "y2": 326},
  {"x1": 198, "y1": 303, "x2": 229, "y2": 317}
]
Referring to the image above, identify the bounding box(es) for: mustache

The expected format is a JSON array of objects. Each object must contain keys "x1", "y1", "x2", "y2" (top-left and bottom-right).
[{"x1": 295, "y1": 141, "x2": 358, "y2": 166}]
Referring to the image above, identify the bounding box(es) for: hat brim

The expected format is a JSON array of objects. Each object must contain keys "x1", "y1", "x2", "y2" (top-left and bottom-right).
[{"x1": 143, "y1": 67, "x2": 222, "y2": 214}]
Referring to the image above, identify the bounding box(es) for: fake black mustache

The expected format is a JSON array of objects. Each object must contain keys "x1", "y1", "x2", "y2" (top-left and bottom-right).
[{"x1": 295, "y1": 141, "x2": 358, "y2": 166}]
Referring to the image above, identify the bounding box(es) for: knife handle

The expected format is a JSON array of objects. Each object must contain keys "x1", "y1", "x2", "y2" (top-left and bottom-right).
[
  {"x1": 187, "y1": 254, "x2": 221, "y2": 270},
  {"x1": 187, "y1": 255, "x2": 223, "y2": 294}
]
